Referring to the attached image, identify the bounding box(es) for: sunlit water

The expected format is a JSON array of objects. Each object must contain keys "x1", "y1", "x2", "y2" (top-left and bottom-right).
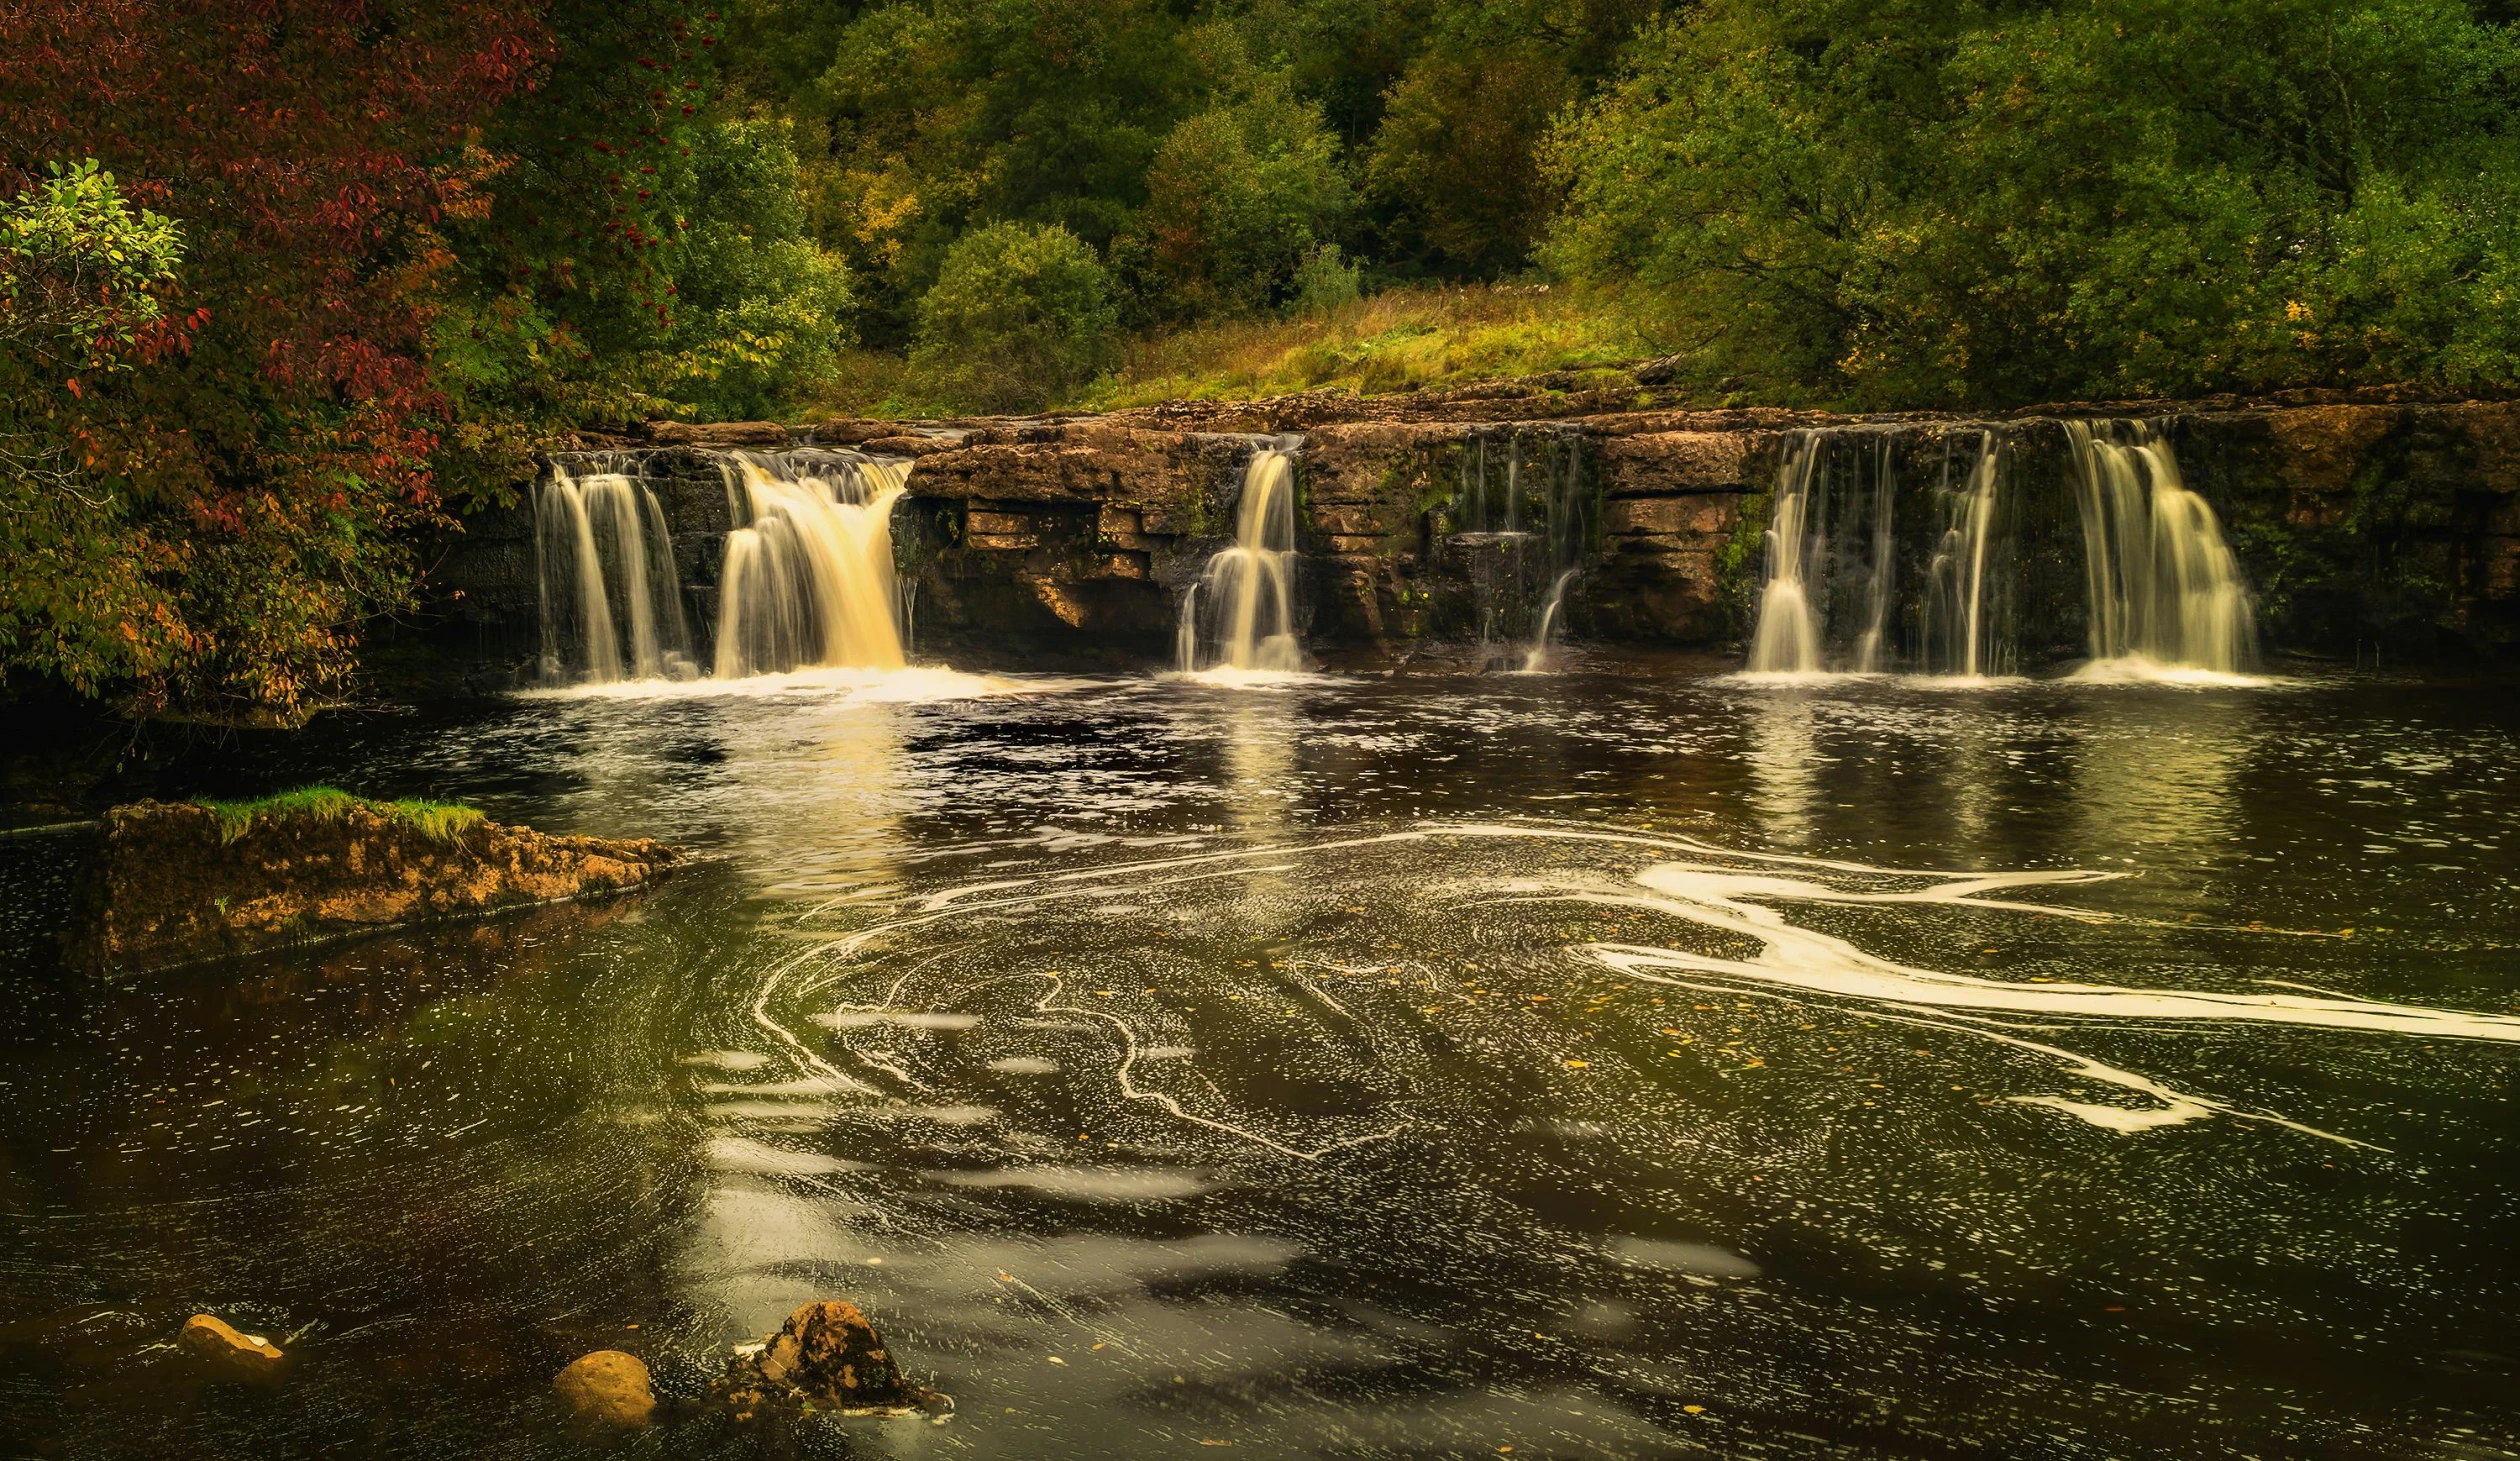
[{"x1": 3, "y1": 661, "x2": 2517, "y2": 1458}]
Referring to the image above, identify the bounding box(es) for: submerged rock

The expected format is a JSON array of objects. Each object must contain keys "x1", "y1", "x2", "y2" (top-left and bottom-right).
[
  {"x1": 176, "y1": 1314, "x2": 285, "y2": 1382},
  {"x1": 554, "y1": 1350, "x2": 656, "y2": 1430},
  {"x1": 62, "y1": 796, "x2": 681, "y2": 978},
  {"x1": 718, "y1": 1301, "x2": 935, "y2": 1416}
]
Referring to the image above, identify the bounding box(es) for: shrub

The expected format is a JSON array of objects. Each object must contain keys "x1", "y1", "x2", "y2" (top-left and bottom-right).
[
  {"x1": 1132, "y1": 86, "x2": 1354, "y2": 319},
  {"x1": 911, "y1": 222, "x2": 1118, "y2": 412}
]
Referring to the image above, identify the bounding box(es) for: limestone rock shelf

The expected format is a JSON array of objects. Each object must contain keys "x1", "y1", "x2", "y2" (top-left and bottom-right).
[{"x1": 429, "y1": 373, "x2": 2520, "y2": 673}]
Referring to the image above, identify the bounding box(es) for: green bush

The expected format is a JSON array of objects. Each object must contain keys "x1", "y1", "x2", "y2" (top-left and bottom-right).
[
  {"x1": 1131, "y1": 84, "x2": 1355, "y2": 319},
  {"x1": 912, "y1": 221, "x2": 1119, "y2": 412},
  {"x1": 1286, "y1": 244, "x2": 1364, "y2": 318},
  {"x1": 661, "y1": 120, "x2": 859, "y2": 420}
]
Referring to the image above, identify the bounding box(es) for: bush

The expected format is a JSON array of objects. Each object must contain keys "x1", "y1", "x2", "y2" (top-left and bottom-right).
[
  {"x1": 912, "y1": 222, "x2": 1119, "y2": 412},
  {"x1": 1131, "y1": 86, "x2": 1355, "y2": 320},
  {"x1": 662, "y1": 120, "x2": 857, "y2": 420},
  {"x1": 1286, "y1": 244, "x2": 1363, "y2": 318}
]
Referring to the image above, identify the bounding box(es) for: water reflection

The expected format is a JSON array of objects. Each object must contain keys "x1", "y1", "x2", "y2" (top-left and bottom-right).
[{"x1": 3, "y1": 667, "x2": 2517, "y2": 1460}]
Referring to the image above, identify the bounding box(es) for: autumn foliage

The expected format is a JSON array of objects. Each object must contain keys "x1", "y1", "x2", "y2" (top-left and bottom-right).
[{"x1": 0, "y1": 0, "x2": 545, "y2": 712}]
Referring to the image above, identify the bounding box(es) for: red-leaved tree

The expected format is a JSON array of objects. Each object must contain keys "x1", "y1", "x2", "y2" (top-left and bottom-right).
[{"x1": 0, "y1": 0, "x2": 546, "y2": 712}]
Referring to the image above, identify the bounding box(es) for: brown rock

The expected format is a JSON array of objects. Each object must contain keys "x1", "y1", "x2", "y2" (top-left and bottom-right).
[
  {"x1": 177, "y1": 1314, "x2": 286, "y2": 1382},
  {"x1": 750, "y1": 1301, "x2": 916, "y2": 1408},
  {"x1": 554, "y1": 1350, "x2": 656, "y2": 1430},
  {"x1": 63, "y1": 800, "x2": 682, "y2": 979}
]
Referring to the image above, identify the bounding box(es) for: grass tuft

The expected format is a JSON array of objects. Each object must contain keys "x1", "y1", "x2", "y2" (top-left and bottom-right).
[{"x1": 194, "y1": 786, "x2": 487, "y2": 846}]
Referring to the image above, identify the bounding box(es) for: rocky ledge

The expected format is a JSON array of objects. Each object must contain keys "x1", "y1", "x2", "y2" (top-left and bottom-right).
[
  {"x1": 63, "y1": 797, "x2": 680, "y2": 978},
  {"x1": 430, "y1": 371, "x2": 2520, "y2": 676}
]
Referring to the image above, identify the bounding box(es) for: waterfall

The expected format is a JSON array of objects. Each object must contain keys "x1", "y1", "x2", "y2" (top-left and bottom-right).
[
  {"x1": 1744, "y1": 430, "x2": 1908, "y2": 675},
  {"x1": 1447, "y1": 426, "x2": 1594, "y2": 671},
  {"x1": 1177, "y1": 444, "x2": 1305, "y2": 673},
  {"x1": 1920, "y1": 432, "x2": 2011, "y2": 679},
  {"x1": 1745, "y1": 432, "x2": 1827, "y2": 673},
  {"x1": 2067, "y1": 420, "x2": 2258, "y2": 677},
  {"x1": 714, "y1": 449, "x2": 912, "y2": 678},
  {"x1": 534, "y1": 460, "x2": 696, "y2": 684}
]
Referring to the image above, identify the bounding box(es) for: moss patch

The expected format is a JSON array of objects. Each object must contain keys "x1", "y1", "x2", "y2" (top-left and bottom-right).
[{"x1": 195, "y1": 786, "x2": 486, "y2": 847}]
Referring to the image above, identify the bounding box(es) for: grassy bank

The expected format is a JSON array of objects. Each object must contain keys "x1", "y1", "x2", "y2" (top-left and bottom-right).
[{"x1": 804, "y1": 283, "x2": 1661, "y2": 420}]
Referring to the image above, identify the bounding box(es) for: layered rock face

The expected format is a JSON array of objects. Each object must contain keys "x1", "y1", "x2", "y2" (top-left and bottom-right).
[
  {"x1": 432, "y1": 377, "x2": 2520, "y2": 673},
  {"x1": 63, "y1": 802, "x2": 681, "y2": 977}
]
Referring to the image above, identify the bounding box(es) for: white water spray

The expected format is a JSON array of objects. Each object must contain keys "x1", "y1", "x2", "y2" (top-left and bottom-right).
[
  {"x1": 715, "y1": 449, "x2": 912, "y2": 677},
  {"x1": 2068, "y1": 420, "x2": 2258, "y2": 678},
  {"x1": 1178, "y1": 445, "x2": 1305, "y2": 673}
]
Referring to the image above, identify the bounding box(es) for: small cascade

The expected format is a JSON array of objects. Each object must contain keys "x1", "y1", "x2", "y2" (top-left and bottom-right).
[
  {"x1": 1744, "y1": 430, "x2": 1906, "y2": 675},
  {"x1": 1920, "y1": 431, "x2": 2013, "y2": 678},
  {"x1": 1178, "y1": 442, "x2": 1306, "y2": 673},
  {"x1": 715, "y1": 448, "x2": 913, "y2": 677},
  {"x1": 1447, "y1": 426, "x2": 1594, "y2": 671},
  {"x1": 1745, "y1": 433, "x2": 1827, "y2": 673},
  {"x1": 534, "y1": 459, "x2": 697, "y2": 684},
  {"x1": 2067, "y1": 420, "x2": 2258, "y2": 676}
]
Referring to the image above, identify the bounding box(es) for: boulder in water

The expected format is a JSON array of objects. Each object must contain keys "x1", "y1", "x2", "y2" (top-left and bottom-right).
[
  {"x1": 61, "y1": 792, "x2": 681, "y2": 978},
  {"x1": 719, "y1": 1301, "x2": 933, "y2": 1415},
  {"x1": 554, "y1": 1350, "x2": 656, "y2": 1430},
  {"x1": 176, "y1": 1314, "x2": 286, "y2": 1383}
]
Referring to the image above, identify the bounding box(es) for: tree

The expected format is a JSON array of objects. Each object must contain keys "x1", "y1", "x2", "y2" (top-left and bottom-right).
[
  {"x1": 0, "y1": 0, "x2": 544, "y2": 713},
  {"x1": 1129, "y1": 81, "x2": 1355, "y2": 318},
  {"x1": 1544, "y1": 0, "x2": 2520, "y2": 406},
  {"x1": 912, "y1": 220, "x2": 1117, "y2": 410}
]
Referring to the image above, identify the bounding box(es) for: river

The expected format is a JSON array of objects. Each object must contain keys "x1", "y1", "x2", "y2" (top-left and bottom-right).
[{"x1": 2, "y1": 658, "x2": 2515, "y2": 1458}]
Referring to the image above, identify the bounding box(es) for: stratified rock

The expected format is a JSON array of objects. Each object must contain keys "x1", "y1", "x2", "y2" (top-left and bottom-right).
[
  {"x1": 176, "y1": 1314, "x2": 285, "y2": 1382},
  {"x1": 62, "y1": 800, "x2": 682, "y2": 978},
  {"x1": 554, "y1": 1350, "x2": 656, "y2": 1430},
  {"x1": 721, "y1": 1301, "x2": 926, "y2": 1414}
]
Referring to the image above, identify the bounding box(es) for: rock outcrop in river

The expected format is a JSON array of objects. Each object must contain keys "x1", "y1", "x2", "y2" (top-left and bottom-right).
[{"x1": 63, "y1": 797, "x2": 680, "y2": 978}]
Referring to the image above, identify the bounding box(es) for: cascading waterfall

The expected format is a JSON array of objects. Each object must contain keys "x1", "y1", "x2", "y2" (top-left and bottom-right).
[
  {"x1": 1920, "y1": 432, "x2": 2012, "y2": 679},
  {"x1": 1743, "y1": 427, "x2": 2015, "y2": 678},
  {"x1": 1177, "y1": 443, "x2": 1306, "y2": 673},
  {"x1": 1744, "y1": 430, "x2": 1908, "y2": 675},
  {"x1": 1447, "y1": 426, "x2": 1594, "y2": 671},
  {"x1": 534, "y1": 459, "x2": 696, "y2": 684},
  {"x1": 2067, "y1": 420, "x2": 2258, "y2": 676},
  {"x1": 1745, "y1": 433, "x2": 1827, "y2": 673},
  {"x1": 715, "y1": 449, "x2": 913, "y2": 678}
]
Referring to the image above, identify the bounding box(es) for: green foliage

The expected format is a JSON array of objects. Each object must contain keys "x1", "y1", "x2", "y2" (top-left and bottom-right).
[
  {"x1": 0, "y1": 161, "x2": 194, "y2": 698},
  {"x1": 0, "y1": 160, "x2": 184, "y2": 366},
  {"x1": 657, "y1": 120, "x2": 856, "y2": 419},
  {"x1": 913, "y1": 221, "x2": 1119, "y2": 410},
  {"x1": 1129, "y1": 81, "x2": 1356, "y2": 319},
  {"x1": 1545, "y1": 0, "x2": 2520, "y2": 407},
  {"x1": 1287, "y1": 243, "x2": 1363, "y2": 317},
  {"x1": 196, "y1": 786, "x2": 488, "y2": 846}
]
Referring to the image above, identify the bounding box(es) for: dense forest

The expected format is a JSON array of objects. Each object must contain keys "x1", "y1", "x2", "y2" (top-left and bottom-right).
[{"x1": 5, "y1": 0, "x2": 2520, "y2": 713}]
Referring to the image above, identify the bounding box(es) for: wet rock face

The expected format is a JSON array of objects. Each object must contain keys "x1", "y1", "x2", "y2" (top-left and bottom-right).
[
  {"x1": 176, "y1": 1315, "x2": 285, "y2": 1383},
  {"x1": 725, "y1": 1301, "x2": 923, "y2": 1412},
  {"x1": 554, "y1": 1350, "x2": 656, "y2": 1430},
  {"x1": 62, "y1": 802, "x2": 681, "y2": 978},
  {"x1": 432, "y1": 384, "x2": 2520, "y2": 672}
]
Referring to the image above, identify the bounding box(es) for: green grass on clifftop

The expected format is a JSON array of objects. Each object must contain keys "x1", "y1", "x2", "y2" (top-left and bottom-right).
[
  {"x1": 806, "y1": 283, "x2": 1660, "y2": 419},
  {"x1": 194, "y1": 787, "x2": 487, "y2": 846}
]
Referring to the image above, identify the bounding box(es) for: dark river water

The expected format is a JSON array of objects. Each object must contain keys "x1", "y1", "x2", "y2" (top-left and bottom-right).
[{"x1": 3, "y1": 657, "x2": 2517, "y2": 1459}]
